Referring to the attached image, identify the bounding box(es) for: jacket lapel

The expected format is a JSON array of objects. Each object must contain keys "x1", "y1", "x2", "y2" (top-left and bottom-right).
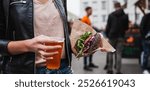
[{"x1": 54, "y1": 0, "x2": 71, "y2": 64}]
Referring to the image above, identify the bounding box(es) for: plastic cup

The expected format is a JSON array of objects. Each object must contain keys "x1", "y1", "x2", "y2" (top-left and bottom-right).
[{"x1": 45, "y1": 37, "x2": 64, "y2": 70}]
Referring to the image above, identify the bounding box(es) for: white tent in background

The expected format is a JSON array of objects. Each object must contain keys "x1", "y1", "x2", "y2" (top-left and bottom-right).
[
  {"x1": 127, "y1": 0, "x2": 139, "y2": 8},
  {"x1": 67, "y1": 11, "x2": 79, "y2": 21}
]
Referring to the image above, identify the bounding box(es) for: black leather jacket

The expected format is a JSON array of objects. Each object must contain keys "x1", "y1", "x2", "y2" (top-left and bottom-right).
[
  {"x1": 0, "y1": 0, "x2": 72, "y2": 74},
  {"x1": 105, "y1": 9, "x2": 129, "y2": 39}
]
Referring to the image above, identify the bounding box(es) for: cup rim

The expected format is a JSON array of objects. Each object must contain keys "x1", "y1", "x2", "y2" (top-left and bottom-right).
[{"x1": 48, "y1": 37, "x2": 65, "y2": 42}]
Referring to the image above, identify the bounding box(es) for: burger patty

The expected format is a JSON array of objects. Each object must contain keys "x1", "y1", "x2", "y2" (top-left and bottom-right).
[{"x1": 83, "y1": 33, "x2": 102, "y2": 53}]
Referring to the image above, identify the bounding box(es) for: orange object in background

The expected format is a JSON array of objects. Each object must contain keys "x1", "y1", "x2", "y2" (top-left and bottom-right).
[
  {"x1": 81, "y1": 16, "x2": 91, "y2": 26},
  {"x1": 127, "y1": 36, "x2": 134, "y2": 43},
  {"x1": 45, "y1": 42, "x2": 64, "y2": 70}
]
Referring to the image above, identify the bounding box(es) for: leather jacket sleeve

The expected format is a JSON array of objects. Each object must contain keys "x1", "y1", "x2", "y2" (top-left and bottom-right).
[{"x1": 0, "y1": 0, "x2": 10, "y2": 56}]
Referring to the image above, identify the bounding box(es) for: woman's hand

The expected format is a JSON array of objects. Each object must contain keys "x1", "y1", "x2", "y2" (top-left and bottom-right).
[
  {"x1": 8, "y1": 35, "x2": 62, "y2": 67},
  {"x1": 27, "y1": 35, "x2": 61, "y2": 57},
  {"x1": 100, "y1": 48, "x2": 108, "y2": 52},
  {"x1": 27, "y1": 35, "x2": 62, "y2": 66}
]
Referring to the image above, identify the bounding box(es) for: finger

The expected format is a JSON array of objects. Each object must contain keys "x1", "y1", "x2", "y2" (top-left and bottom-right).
[
  {"x1": 35, "y1": 59, "x2": 46, "y2": 67},
  {"x1": 35, "y1": 61, "x2": 46, "y2": 67},
  {"x1": 100, "y1": 48, "x2": 107, "y2": 52},
  {"x1": 100, "y1": 40, "x2": 103, "y2": 48},
  {"x1": 39, "y1": 51, "x2": 58, "y2": 57},
  {"x1": 36, "y1": 63, "x2": 46, "y2": 67},
  {"x1": 45, "y1": 57, "x2": 54, "y2": 60},
  {"x1": 35, "y1": 57, "x2": 53, "y2": 67},
  {"x1": 39, "y1": 45, "x2": 62, "y2": 51},
  {"x1": 35, "y1": 59, "x2": 46, "y2": 64}
]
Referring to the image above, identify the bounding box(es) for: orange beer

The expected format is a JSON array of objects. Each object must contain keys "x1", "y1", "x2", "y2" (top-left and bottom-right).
[{"x1": 45, "y1": 38, "x2": 64, "y2": 70}]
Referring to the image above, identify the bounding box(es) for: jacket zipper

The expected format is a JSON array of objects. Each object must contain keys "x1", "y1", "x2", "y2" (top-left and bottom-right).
[{"x1": 10, "y1": 0, "x2": 27, "y2": 5}]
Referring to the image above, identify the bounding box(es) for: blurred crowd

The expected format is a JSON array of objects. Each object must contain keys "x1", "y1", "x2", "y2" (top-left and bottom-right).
[{"x1": 69, "y1": 1, "x2": 150, "y2": 74}]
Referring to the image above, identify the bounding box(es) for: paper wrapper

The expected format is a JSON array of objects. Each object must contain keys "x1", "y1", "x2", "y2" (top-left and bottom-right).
[
  {"x1": 99, "y1": 34, "x2": 116, "y2": 52},
  {"x1": 70, "y1": 20, "x2": 116, "y2": 58}
]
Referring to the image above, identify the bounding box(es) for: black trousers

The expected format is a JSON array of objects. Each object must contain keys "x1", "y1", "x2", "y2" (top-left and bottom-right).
[{"x1": 84, "y1": 55, "x2": 93, "y2": 67}]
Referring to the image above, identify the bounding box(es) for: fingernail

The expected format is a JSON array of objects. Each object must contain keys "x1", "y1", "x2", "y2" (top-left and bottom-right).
[
  {"x1": 58, "y1": 46, "x2": 62, "y2": 48},
  {"x1": 50, "y1": 57, "x2": 53, "y2": 59},
  {"x1": 55, "y1": 51, "x2": 59, "y2": 54}
]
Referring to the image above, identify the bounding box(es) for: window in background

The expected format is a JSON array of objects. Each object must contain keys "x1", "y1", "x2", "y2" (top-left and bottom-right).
[
  {"x1": 101, "y1": 1, "x2": 107, "y2": 10},
  {"x1": 113, "y1": 0, "x2": 118, "y2": 3},
  {"x1": 92, "y1": 0, "x2": 98, "y2": 11},
  {"x1": 102, "y1": 14, "x2": 106, "y2": 22},
  {"x1": 93, "y1": 15, "x2": 98, "y2": 18},
  {"x1": 92, "y1": 1, "x2": 97, "y2": 4},
  {"x1": 92, "y1": 14, "x2": 98, "y2": 26},
  {"x1": 82, "y1": 1, "x2": 89, "y2": 10},
  {"x1": 83, "y1": 1, "x2": 88, "y2": 5}
]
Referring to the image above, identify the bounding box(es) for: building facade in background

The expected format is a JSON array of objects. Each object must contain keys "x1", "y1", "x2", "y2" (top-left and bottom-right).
[{"x1": 80, "y1": 0, "x2": 150, "y2": 30}]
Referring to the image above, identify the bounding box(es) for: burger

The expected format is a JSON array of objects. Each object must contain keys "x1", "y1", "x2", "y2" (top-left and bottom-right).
[{"x1": 75, "y1": 31, "x2": 102, "y2": 57}]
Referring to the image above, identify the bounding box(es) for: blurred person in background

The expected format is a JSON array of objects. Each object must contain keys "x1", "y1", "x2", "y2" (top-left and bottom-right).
[
  {"x1": 140, "y1": 13, "x2": 150, "y2": 74},
  {"x1": 105, "y1": 2, "x2": 129, "y2": 74},
  {"x1": 81, "y1": 6, "x2": 99, "y2": 71}
]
